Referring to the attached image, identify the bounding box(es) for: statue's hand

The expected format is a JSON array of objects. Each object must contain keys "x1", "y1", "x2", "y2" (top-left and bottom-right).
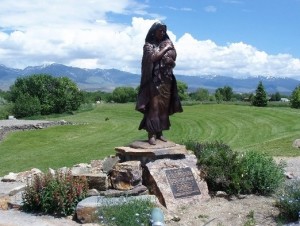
[{"x1": 164, "y1": 43, "x2": 173, "y2": 51}]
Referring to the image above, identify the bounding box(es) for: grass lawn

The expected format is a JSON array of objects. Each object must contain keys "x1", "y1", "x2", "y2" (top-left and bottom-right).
[{"x1": 0, "y1": 103, "x2": 299, "y2": 176}]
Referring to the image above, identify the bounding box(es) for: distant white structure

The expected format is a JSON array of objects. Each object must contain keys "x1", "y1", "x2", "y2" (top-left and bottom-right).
[{"x1": 280, "y1": 98, "x2": 290, "y2": 102}]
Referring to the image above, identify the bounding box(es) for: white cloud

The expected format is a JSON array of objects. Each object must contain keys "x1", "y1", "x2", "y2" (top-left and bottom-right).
[
  {"x1": 174, "y1": 33, "x2": 300, "y2": 78},
  {"x1": 0, "y1": 0, "x2": 299, "y2": 79},
  {"x1": 0, "y1": 0, "x2": 143, "y2": 29},
  {"x1": 0, "y1": 0, "x2": 148, "y2": 70},
  {"x1": 166, "y1": 6, "x2": 193, "y2": 11}
]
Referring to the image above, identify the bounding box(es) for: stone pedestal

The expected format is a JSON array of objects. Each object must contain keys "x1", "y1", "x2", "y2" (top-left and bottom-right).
[
  {"x1": 115, "y1": 140, "x2": 187, "y2": 164},
  {"x1": 115, "y1": 140, "x2": 210, "y2": 213}
]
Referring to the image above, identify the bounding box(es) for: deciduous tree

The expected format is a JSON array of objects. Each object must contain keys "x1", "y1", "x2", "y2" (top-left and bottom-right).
[
  {"x1": 215, "y1": 86, "x2": 233, "y2": 101},
  {"x1": 192, "y1": 88, "x2": 210, "y2": 101},
  {"x1": 176, "y1": 80, "x2": 189, "y2": 101},
  {"x1": 290, "y1": 85, "x2": 300, "y2": 109},
  {"x1": 111, "y1": 86, "x2": 137, "y2": 103},
  {"x1": 10, "y1": 74, "x2": 83, "y2": 117}
]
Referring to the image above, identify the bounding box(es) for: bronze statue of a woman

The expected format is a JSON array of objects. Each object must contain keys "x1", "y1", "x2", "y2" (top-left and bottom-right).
[{"x1": 136, "y1": 22, "x2": 183, "y2": 145}]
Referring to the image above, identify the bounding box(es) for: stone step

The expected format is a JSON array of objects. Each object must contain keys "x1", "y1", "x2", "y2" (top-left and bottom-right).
[{"x1": 115, "y1": 140, "x2": 188, "y2": 164}]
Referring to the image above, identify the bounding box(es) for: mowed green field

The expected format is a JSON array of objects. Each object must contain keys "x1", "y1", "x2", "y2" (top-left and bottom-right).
[{"x1": 0, "y1": 103, "x2": 299, "y2": 176}]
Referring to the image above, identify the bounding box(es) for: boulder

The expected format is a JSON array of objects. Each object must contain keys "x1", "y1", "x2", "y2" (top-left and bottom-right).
[
  {"x1": 1, "y1": 168, "x2": 42, "y2": 183},
  {"x1": 110, "y1": 161, "x2": 142, "y2": 190},
  {"x1": 87, "y1": 189, "x2": 101, "y2": 196},
  {"x1": 99, "y1": 185, "x2": 148, "y2": 197},
  {"x1": 71, "y1": 164, "x2": 91, "y2": 175},
  {"x1": 1, "y1": 172, "x2": 18, "y2": 182},
  {"x1": 143, "y1": 155, "x2": 210, "y2": 213},
  {"x1": 292, "y1": 139, "x2": 300, "y2": 148},
  {"x1": 7, "y1": 191, "x2": 23, "y2": 209},
  {"x1": 76, "y1": 195, "x2": 159, "y2": 224},
  {"x1": 90, "y1": 160, "x2": 103, "y2": 174},
  {"x1": 102, "y1": 156, "x2": 120, "y2": 174},
  {"x1": 75, "y1": 173, "x2": 108, "y2": 191}
]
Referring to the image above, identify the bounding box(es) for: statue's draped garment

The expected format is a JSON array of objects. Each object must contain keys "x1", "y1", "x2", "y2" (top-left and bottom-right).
[{"x1": 136, "y1": 27, "x2": 182, "y2": 134}]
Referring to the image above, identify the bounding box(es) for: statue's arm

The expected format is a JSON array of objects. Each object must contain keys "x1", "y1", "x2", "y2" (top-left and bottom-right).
[{"x1": 144, "y1": 42, "x2": 173, "y2": 63}]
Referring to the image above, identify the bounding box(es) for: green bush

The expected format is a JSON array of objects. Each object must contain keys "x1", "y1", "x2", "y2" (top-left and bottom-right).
[
  {"x1": 22, "y1": 170, "x2": 88, "y2": 216},
  {"x1": 184, "y1": 140, "x2": 285, "y2": 195},
  {"x1": 276, "y1": 180, "x2": 300, "y2": 222},
  {"x1": 185, "y1": 140, "x2": 242, "y2": 194},
  {"x1": 239, "y1": 151, "x2": 285, "y2": 195},
  {"x1": 96, "y1": 198, "x2": 155, "y2": 226}
]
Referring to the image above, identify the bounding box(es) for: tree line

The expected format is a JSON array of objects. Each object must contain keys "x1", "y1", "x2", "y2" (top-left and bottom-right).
[{"x1": 0, "y1": 74, "x2": 300, "y2": 118}]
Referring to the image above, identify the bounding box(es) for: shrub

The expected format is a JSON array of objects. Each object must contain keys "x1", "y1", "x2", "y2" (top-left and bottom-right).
[
  {"x1": 239, "y1": 151, "x2": 285, "y2": 195},
  {"x1": 276, "y1": 180, "x2": 300, "y2": 222},
  {"x1": 244, "y1": 210, "x2": 256, "y2": 226},
  {"x1": 96, "y1": 197, "x2": 155, "y2": 226},
  {"x1": 184, "y1": 140, "x2": 285, "y2": 195},
  {"x1": 185, "y1": 140, "x2": 243, "y2": 195},
  {"x1": 22, "y1": 170, "x2": 88, "y2": 216}
]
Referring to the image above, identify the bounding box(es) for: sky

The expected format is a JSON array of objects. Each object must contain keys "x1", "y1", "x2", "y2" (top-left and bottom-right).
[{"x1": 0, "y1": 0, "x2": 300, "y2": 79}]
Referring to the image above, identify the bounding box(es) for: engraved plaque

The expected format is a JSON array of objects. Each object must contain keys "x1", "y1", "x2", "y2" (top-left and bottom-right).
[{"x1": 165, "y1": 167, "x2": 201, "y2": 199}]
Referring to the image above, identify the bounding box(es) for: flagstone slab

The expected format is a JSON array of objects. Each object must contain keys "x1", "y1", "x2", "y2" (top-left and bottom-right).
[{"x1": 115, "y1": 140, "x2": 187, "y2": 163}]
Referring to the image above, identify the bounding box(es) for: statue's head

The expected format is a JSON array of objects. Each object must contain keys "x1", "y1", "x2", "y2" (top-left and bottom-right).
[{"x1": 145, "y1": 21, "x2": 169, "y2": 43}]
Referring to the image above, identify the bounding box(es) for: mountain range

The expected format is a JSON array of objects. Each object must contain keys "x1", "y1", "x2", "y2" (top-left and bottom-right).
[{"x1": 1, "y1": 63, "x2": 299, "y2": 95}]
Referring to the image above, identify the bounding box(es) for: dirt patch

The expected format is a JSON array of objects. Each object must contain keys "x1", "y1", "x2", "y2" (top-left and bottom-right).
[
  {"x1": 165, "y1": 156, "x2": 300, "y2": 226},
  {"x1": 166, "y1": 195, "x2": 279, "y2": 226}
]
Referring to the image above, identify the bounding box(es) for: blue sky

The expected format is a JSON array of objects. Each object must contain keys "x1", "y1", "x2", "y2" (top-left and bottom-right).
[
  {"x1": 148, "y1": 0, "x2": 299, "y2": 56},
  {"x1": 0, "y1": 0, "x2": 300, "y2": 79}
]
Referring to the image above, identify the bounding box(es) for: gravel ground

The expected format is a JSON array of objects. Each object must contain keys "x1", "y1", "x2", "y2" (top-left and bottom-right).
[
  {"x1": 0, "y1": 119, "x2": 52, "y2": 127},
  {"x1": 0, "y1": 209, "x2": 84, "y2": 226}
]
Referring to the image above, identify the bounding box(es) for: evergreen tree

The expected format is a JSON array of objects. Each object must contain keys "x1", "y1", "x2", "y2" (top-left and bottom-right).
[{"x1": 252, "y1": 81, "x2": 268, "y2": 107}]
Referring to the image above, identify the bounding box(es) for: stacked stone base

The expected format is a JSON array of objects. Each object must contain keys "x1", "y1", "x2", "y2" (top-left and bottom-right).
[
  {"x1": 1, "y1": 139, "x2": 210, "y2": 224},
  {"x1": 115, "y1": 140, "x2": 210, "y2": 214}
]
